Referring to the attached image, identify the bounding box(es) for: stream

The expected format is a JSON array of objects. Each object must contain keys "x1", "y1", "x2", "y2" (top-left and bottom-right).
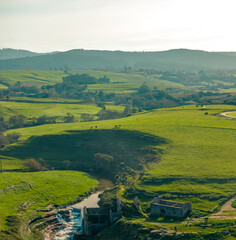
[{"x1": 52, "y1": 179, "x2": 114, "y2": 240}]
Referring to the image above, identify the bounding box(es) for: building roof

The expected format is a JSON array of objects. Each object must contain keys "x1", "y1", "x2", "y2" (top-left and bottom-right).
[{"x1": 151, "y1": 197, "x2": 186, "y2": 209}]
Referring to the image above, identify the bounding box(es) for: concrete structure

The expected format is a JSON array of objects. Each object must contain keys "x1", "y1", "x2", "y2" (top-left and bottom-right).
[
  {"x1": 83, "y1": 198, "x2": 122, "y2": 235},
  {"x1": 150, "y1": 197, "x2": 191, "y2": 218}
]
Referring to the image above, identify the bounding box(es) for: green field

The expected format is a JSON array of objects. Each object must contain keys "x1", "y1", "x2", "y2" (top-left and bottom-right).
[
  {"x1": 2, "y1": 104, "x2": 236, "y2": 214},
  {"x1": 0, "y1": 70, "x2": 186, "y2": 93},
  {"x1": 228, "y1": 112, "x2": 236, "y2": 117},
  {"x1": 7, "y1": 97, "x2": 83, "y2": 103},
  {"x1": 73, "y1": 70, "x2": 186, "y2": 92},
  {"x1": 0, "y1": 83, "x2": 7, "y2": 89},
  {"x1": 0, "y1": 70, "x2": 66, "y2": 86},
  {"x1": 1, "y1": 103, "x2": 236, "y2": 238},
  {"x1": 0, "y1": 100, "x2": 101, "y2": 121},
  {"x1": 0, "y1": 171, "x2": 98, "y2": 230}
]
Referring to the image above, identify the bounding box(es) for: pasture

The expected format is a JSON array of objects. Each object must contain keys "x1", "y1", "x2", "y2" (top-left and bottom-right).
[
  {"x1": 0, "y1": 70, "x2": 66, "y2": 86},
  {"x1": 0, "y1": 171, "x2": 98, "y2": 231},
  {"x1": 228, "y1": 112, "x2": 236, "y2": 117},
  {"x1": 0, "y1": 69, "x2": 186, "y2": 93},
  {"x1": 73, "y1": 70, "x2": 186, "y2": 92},
  {"x1": 0, "y1": 100, "x2": 101, "y2": 121},
  {"x1": 2, "y1": 104, "x2": 236, "y2": 214}
]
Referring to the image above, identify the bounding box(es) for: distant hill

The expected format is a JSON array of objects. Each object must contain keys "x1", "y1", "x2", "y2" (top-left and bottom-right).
[
  {"x1": 1, "y1": 48, "x2": 236, "y2": 71},
  {"x1": 0, "y1": 48, "x2": 43, "y2": 60},
  {"x1": 0, "y1": 48, "x2": 58, "y2": 60}
]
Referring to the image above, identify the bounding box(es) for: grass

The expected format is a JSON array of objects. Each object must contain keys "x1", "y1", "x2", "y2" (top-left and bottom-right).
[
  {"x1": 0, "y1": 83, "x2": 7, "y2": 89},
  {"x1": 7, "y1": 97, "x2": 83, "y2": 103},
  {"x1": 0, "y1": 69, "x2": 186, "y2": 92},
  {"x1": 0, "y1": 171, "x2": 99, "y2": 231},
  {"x1": 0, "y1": 156, "x2": 26, "y2": 170},
  {"x1": 97, "y1": 217, "x2": 236, "y2": 240},
  {"x1": 3, "y1": 104, "x2": 236, "y2": 213},
  {"x1": 0, "y1": 129, "x2": 166, "y2": 173},
  {"x1": 219, "y1": 88, "x2": 236, "y2": 93},
  {"x1": 0, "y1": 70, "x2": 66, "y2": 86},
  {"x1": 0, "y1": 100, "x2": 101, "y2": 121},
  {"x1": 73, "y1": 70, "x2": 186, "y2": 92},
  {"x1": 228, "y1": 112, "x2": 236, "y2": 117}
]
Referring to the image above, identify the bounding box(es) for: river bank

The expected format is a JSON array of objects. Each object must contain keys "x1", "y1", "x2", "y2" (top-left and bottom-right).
[{"x1": 41, "y1": 178, "x2": 114, "y2": 240}]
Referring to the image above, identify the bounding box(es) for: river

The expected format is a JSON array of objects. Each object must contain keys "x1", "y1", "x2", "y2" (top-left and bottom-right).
[{"x1": 52, "y1": 178, "x2": 114, "y2": 240}]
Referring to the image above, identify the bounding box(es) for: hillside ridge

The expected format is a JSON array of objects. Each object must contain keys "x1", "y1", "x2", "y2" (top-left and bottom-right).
[{"x1": 1, "y1": 48, "x2": 236, "y2": 71}]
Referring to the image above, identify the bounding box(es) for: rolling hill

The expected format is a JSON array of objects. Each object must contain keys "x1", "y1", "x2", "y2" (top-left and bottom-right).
[
  {"x1": 0, "y1": 48, "x2": 46, "y2": 60},
  {"x1": 1, "y1": 49, "x2": 236, "y2": 71}
]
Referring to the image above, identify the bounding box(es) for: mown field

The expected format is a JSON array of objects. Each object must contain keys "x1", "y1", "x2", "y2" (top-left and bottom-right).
[{"x1": 2, "y1": 104, "x2": 236, "y2": 216}]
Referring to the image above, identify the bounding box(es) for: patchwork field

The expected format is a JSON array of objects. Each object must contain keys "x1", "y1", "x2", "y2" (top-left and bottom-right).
[
  {"x1": 73, "y1": 70, "x2": 186, "y2": 92},
  {"x1": 2, "y1": 104, "x2": 236, "y2": 217},
  {"x1": 0, "y1": 70, "x2": 66, "y2": 86},
  {"x1": 0, "y1": 69, "x2": 186, "y2": 92},
  {"x1": 0, "y1": 99, "x2": 102, "y2": 121}
]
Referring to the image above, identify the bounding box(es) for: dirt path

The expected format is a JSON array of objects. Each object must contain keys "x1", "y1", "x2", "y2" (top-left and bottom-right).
[
  {"x1": 220, "y1": 111, "x2": 236, "y2": 119},
  {"x1": 207, "y1": 195, "x2": 236, "y2": 219}
]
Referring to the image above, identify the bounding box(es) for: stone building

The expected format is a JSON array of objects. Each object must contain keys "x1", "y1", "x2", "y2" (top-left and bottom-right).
[
  {"x1": 150, "y1": 197, "x2": 191, "y2": 218},
  {"x1": 83, "y1": 198, "x2": 122, "y2": 235}
]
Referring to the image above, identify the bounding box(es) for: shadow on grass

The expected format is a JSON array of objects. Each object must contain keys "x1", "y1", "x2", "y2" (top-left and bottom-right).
[{"x1": 0, "y1": 129, "x2": 169, "y2": 177}]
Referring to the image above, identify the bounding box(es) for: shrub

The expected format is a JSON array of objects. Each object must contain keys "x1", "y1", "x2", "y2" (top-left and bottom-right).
[{"x1": 24, "y1": 158, "x2": 46, "y2": 172}]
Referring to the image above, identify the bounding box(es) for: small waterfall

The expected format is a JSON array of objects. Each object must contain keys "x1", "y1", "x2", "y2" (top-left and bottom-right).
[{"x1": 54, "y1": 208, "x2": 82, "y2": 240}]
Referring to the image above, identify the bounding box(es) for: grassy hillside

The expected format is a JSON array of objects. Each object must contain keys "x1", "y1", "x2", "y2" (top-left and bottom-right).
[
  {"x1": 73, "y1": 70, "x2": 185, "y2": 92},
  {"x1": 2, "y1": 104, "x2": 236, "y2": 214},
  {"x1": 0, "y1": 69, "x2": 185, "y2": 92},
  {"x1": 0, "y1": 171, "x2": 98, "y2": 232},
  {"x1": 0, "y1": 129, "x2": 166, "y2": 174},
  {"x1": 0, "y1": 100, "x2": 101, "y2": 121},
  {"x1": 0, "y1": 70, "x2": 66, "y2": 86}
]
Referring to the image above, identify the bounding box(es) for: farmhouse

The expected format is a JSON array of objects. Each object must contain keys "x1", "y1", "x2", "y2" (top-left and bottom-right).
[{"x1": 150, "y1": 197, "x2": 191, "y2": 218}]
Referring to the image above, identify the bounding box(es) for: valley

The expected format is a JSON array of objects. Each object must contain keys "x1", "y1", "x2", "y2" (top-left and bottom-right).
[{"x1": 0, "y1": 67, "x2": 235, "y2": 240}]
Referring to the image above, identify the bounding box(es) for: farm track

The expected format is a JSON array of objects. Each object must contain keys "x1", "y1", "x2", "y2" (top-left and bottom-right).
[
  {"x1": 207, "y1": 195, "x2": 236, "y2": 219},
  {"x1": 220, "y1": 111, "x2": 236, "y2": 118}
]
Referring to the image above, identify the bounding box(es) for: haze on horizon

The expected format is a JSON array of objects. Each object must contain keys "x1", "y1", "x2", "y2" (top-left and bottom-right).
[{"x1": 1, "y1": 0, "x2": 236, "y2": 53}]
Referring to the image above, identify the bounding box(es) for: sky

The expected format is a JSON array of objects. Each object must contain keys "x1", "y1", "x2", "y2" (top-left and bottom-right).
[{"x1": 1, "y1": 0, "x2": 236, "y2": 52}]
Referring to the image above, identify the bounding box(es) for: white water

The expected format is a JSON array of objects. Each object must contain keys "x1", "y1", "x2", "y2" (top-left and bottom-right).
[
  {"x1": 54, "y1": 208, "x2": 82, "y2": 240},
  {"x1": 53, "y1": 191, "x2": 102, "y2": 240},
  {"x1": 53, "y1": 179, "x2": 114, "y2": 240}
]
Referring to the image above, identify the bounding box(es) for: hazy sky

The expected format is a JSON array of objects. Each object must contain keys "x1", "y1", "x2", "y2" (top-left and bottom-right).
[{"x1": 1, "y1": 0, "x2": 236, "y2": 52}]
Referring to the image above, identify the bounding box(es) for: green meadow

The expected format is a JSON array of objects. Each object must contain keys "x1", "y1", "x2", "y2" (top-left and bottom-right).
[
  {"x1": 0, "y1": 171, "x2": 98, "y2": 231},
  {"x1": 73, "y1": 70, "x2": 186, "y2": 92},
  {"x1": 7, "y1": 97, "x2": 83, "y2": 103},
  {"x1": 228, "y1": 112, "x2": 236, "y2": 117},
  {"x1": 0, "y1": 69, "x2": 186, "y2": 92},
  {"x1": 0, "y1": 70, "x2": 66, "y2": 86},
  {"x1": 2, "y1": 104, "x2": 236, "y2": 215},
  {"x1": 0, "y1": 100, "x2": 101, "y2": 121}
]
